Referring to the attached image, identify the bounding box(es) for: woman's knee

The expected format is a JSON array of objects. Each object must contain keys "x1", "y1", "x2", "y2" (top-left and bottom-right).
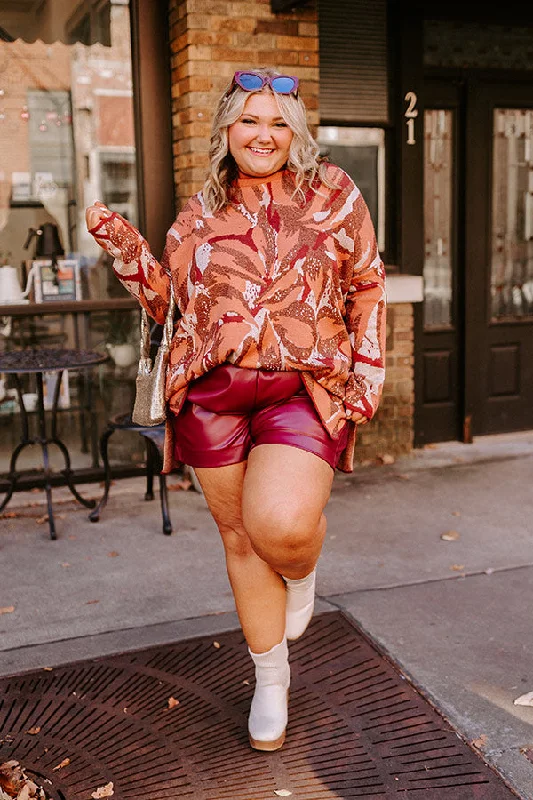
[{"x1": 244, "y1": 507, "x2": 326, "y2": 567}]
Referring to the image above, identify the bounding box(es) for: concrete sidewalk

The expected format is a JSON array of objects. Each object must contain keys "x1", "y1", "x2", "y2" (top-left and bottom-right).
[{"x1": 1, "y1": 430, "x2": 533, "y2": 798}]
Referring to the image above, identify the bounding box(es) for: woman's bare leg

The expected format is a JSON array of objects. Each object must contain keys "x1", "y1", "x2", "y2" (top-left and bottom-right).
[
  {"x1": 193, "y1": 461, "x2": 286, "y2": 654},
  {"x1": 194, "y1": 445, "x2": 334, "y2": 652},
  {"x1": 242, "y1": 444, "x2": 334, "y2": 580}
]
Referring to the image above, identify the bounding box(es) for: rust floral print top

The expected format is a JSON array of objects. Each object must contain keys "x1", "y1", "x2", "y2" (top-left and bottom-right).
[{"x1": 89, "y1": 164, "x2": 386, "y2": 472}]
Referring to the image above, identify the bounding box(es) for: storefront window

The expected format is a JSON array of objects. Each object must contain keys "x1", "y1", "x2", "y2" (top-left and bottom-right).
[
  {"x1": 0, "y1": 1, "x2": 143, "y2": 478},
  {"x1": 0, "y1": 0, "x2": 137, "y2": 298}
]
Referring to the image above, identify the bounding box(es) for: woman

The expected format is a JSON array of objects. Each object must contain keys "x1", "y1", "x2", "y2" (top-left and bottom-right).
[{"x1": 86, "y1": 67, "x2": 386, "y2": 752}]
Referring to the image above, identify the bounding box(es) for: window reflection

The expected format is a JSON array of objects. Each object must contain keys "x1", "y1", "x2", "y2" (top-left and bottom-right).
[
  {"x1": 0, "y1": 0, "x2": 137, "y2": 299},
  {"x1": 0, "y1": 1, "x2": 141, "y2": 475}
]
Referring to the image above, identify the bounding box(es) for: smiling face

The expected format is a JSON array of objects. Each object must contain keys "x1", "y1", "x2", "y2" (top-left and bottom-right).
[{"x1": 227, "y1": 92, "x2": 294, "y2": 178}]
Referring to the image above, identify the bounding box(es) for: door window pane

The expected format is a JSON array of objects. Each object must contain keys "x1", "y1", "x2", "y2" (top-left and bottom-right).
[
  {"x1": 423, "y1": 109, "x2": 453, "y2": 328},
  {"x1": 491, "y1": 109, "x2": 533, "y2": 320}
]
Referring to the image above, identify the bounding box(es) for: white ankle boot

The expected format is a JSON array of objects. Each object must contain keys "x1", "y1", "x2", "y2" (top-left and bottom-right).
[
  {"x1": 283, "y1": 568, "x2": 316, "y2": 641},
  {"x1": 248, "y1": 638, "x2": 290, "y2": 751}
]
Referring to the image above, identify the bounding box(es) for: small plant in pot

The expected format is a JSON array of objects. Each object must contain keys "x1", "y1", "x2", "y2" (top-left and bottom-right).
[{"x1": 105, "y1": 309, "x2": 138, "y2": 367}]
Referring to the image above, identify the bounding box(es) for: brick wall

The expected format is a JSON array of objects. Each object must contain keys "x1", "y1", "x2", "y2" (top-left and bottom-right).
[
  {"x1": 354, "y1": 303, "x2": 415, "y2": 464},
  {"x1": 168, "y1": 0, "x2": 319, "y2": 209}
]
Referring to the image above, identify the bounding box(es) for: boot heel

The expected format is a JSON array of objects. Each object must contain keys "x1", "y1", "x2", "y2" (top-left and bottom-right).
[
  {"x1": 249, "y1": 688, "x2": 289, "y2": 751},
  {"x1": 249, "y1": 730, "x2": 286, "y2": 751}
]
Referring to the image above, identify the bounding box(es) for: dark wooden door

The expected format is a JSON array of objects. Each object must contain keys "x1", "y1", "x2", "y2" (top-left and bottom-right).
[
  {"x1": 418, "y1": 77, "x2": 533, "y2": 444},
  {"x1": 465, "y1": 79, "x2": 533, "y2": 436}
]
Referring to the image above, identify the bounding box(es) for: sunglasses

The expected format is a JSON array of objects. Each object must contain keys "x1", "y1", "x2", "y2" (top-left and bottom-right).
[{"x1": 231, "y1": 71, "x2": 299, "y2": 96}]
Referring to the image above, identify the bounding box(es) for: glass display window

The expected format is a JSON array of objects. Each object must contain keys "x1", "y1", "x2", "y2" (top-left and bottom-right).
[
  {"x1": 0, "y1": 1, "x2": 145, "y2": 476},
  {"x1": 0, "y1": 0, "x2": 138, "y2": 301}
]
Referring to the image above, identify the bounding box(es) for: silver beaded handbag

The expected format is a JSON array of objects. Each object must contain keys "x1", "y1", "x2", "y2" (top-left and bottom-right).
[{"x1": 132, "y1": 285, "x2": 176, "y2": 427}]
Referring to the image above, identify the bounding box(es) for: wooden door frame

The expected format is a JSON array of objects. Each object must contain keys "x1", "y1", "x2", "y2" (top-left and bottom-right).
[{"x1": 130, "y1": 0, "x2": 175, "y2": 258}]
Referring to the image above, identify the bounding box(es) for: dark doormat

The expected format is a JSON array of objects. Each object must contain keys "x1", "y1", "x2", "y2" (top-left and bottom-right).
[{"x1": 0, "y1": 612, "x2": 517, "y2": 800}]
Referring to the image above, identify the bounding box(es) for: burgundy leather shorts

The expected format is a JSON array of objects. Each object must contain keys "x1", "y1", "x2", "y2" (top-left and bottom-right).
[{"x1": 172, "y1": 364, "x2": 348, "y2": 469}]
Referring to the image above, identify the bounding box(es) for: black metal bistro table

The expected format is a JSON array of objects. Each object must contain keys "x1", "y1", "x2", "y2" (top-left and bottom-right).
[{"x1": 0, "y1": 348, "x2": 108, "y2": 539}]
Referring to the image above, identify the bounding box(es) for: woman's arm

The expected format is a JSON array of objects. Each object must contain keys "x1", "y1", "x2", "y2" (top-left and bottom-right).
[
  {"x1": 343, "y1": 192, "x2": 387, "y2": 422},
  {"x1": 86, "y1": 201, "x2": 197, "y2": 324}
]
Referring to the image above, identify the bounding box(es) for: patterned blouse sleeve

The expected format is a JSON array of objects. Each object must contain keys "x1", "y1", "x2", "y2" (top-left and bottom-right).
[
  {"x1": 343, "y1": 191, "x2": 387, "y2": 420},
  {"x1": 88, "y1": 201, "x2": 198, "y2": 325}
]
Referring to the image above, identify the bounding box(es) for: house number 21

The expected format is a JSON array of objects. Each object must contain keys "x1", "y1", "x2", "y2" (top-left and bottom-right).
[{"x1": 404, "y1": 91, "x2": 418, "y2": 145}]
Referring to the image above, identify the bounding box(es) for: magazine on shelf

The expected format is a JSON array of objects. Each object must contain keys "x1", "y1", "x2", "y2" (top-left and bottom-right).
[{"x1": 32, "y1": 259, "x2": 81, "y2": 303}]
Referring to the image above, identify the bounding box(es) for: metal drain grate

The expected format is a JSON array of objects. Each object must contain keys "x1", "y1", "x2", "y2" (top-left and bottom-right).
[{"x1": 0, "y1": 612, "x2": 516, "y2": 799}]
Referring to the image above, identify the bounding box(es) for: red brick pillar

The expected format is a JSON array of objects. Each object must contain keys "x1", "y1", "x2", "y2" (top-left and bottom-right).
[{"x1": 168, "y1": 0, "x2": 319, "y2": 210}]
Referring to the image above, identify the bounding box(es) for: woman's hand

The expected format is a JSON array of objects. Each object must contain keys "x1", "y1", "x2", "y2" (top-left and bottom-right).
[
  {"x1": 85, "y1": 200, "x2": 112, "y2": 231},
  {"x1": 346, "y1": 409, "x2": 368, "y2": 425}
]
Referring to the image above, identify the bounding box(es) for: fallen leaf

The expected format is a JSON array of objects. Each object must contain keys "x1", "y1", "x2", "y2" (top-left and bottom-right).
[
  {"x1": 42, "y1": 667, "x2": 53, "y2": 672},
  {"x1": 441, "y1": 530, "x2": 460, "y2": 541},
  {"x1": 167, "y1": 697, "x2": 180, "y2": 709},
  {"x1": 60, "y1": 562, "x2": 71, "y2": 568},
  {"x1": 471, "y1": 734, "x2": 488, "y2": 750},
  {"x1": 0, "y1": 759, "x2": 22, "y2": 795},
  {"x1": 396, "y1": 473, "x2": 410, "y2": 481},
  {"x1": 35, "y1": 515, "x2": 48, "y2": 525},
  {"x1": 26, "y1": 727, "x2": 41, "y2": 735},
  {"x1": 450, "y1": 564, "x2": 465, "y2": 571},
  {"x1": 68, "y1": 535, "x2": 77, "y2": 540},
  {"x1": 52, "y1": 758, "x2": 70, "y2": 771},
  {"x1": 213, "y1": 641, "x2": 221, "y2": 649},
  {"x1": 274, "y1": 791, "x2": 292, "y2": 797},
  {"x1": 91, "y1": 782, "x2": 114, "y2": 798},
  {"x1": 424, "y1": 443, "x2": 438, "y2": 449},
  {"x1": 452, "y1": 511, "x2": 461, "y2": 517},
  {"x1": 380, "y1": 453, "x2": 395, "y2": 465},
  {"x1": 242, "y1": 679, "x2": 250, "y2": 685},
  {"x1": 107, "y1": 551, "x2": 119, "y2": 558},
  {"x1": 1, "y1": 511, "x2": 18, "y2": 518},
  {"x1": 168, "y1": 478, "x2": 192, "y2": 492},
  {"x1": 0, "y1": 607, "x2": 14, "y2": 615},
  {"x1": 86, "y1": 600, "x2": 99, "y2": 605},
  {"x1": 514, "y1": 691, "x2": 533, "y2": 707}
]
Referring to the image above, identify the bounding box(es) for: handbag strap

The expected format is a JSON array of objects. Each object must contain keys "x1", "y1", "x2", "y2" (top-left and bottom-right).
[{"x1": 139, "y1": 283, "x2": 176, "y2": 360}]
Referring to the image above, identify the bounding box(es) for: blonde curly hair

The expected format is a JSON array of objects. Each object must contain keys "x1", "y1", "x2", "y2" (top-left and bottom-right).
[{"x1": 202, "y1": 67, "x2": 336, "y2": 213}]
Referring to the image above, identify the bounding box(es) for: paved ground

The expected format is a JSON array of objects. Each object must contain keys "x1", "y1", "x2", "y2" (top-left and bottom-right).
[{"x1": 1, "y1": 430, "x2": 533, "y2": 798}]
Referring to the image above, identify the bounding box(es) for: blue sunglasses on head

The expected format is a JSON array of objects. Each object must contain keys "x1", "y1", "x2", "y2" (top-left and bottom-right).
[{"x1": 231, "y1": 70, "x2": 299, "y2": 96}]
